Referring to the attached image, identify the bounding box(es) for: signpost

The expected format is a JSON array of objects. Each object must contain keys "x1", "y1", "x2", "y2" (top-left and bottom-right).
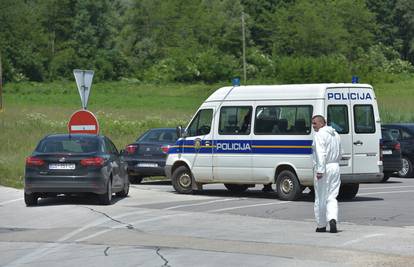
[
  {"x1": 68, "y1": 110, "x2": 99, "y2": 135},
  {"x1": 70, "y1": 69, "x2": 98, "y2": 134},
  {"x1": 73, "y1": 69, "x2": 94, "y2": 109}
]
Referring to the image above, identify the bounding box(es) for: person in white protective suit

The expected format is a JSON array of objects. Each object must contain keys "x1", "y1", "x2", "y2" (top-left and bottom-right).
[{"x1": 311, "y1": 115, "x2": 342, "y2": 233}]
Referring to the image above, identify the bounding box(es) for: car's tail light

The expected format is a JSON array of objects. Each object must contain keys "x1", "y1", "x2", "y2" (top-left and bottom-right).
[
  {"x1": 161, "y1": 145, "x2": 170, "y2": 154},
  {"x1": 394, "y1": 143, "x2": 401, "y2": 151},
  {"x1": 80, "y1": 157, "x2": 105, "y2": 166},
  {"x1": 126, "y1": 144, "x2": 138, "y2": 155},
  {"x1": 26, "y1": 156, "x2": 45, "y2": 166}
]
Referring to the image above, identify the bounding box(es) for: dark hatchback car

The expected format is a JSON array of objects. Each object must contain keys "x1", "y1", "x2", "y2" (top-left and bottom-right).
[
  {"x1": 382, "y1": 123, "x2": 414, "y2": 178},
  {"x1": 24, "y1": 134, "x2": 129, "y2": 206},
  {"x1": 124, "y1": 128, "x2": 178, "y2": 184},
  {"x1": 381, "y1": 128, "x2": 402, "y2": 182}
]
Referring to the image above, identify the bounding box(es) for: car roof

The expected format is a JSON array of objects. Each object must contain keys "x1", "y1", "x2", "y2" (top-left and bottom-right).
[
  {"x1": 44, "y1": 133, "x2": 105, "y2": 139},
  {"x1": 382, "y1": 123, "x2": 414, "y2": 127}
]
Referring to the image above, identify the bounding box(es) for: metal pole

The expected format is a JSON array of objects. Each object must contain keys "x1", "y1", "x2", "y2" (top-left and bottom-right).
[
  {"x1": 0, "y1": 52, "x2": 3, "y2": 111},
  {"x1": 242, "y1": 12, "x2": 247, "y2": 85}
]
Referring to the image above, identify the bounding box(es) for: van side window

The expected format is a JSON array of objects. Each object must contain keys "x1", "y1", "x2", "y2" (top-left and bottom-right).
[
  {"x1": 219, "y1": 106, "x2": 252, "y2": 135},
  {"x1": 327, "y1": 105, "x2": 349, "y2": 134},
  {"x1": 187, "y1": 109, "x2": 213, "y2": 137},
  {"x1": 354, "y1": 105, "x2": 375, "y2": 133},
  {"x1": 254, "y1": 105, "x2": 312, "y2": 135}
]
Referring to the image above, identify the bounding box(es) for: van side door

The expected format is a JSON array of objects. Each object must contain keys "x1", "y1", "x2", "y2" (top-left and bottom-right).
[
  {"x1": 184, "y1": 107, "x2": 214, "y2": 181},
  {"x1": 213, "y1": 105, "x2": 252, "y2": 181}
]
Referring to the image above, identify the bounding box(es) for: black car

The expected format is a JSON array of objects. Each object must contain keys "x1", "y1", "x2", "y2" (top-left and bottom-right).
[
  {"x1": 124, "y1": 128, "x2": 178, "y2": 183},
  {"x1": 24, "y1": 134, "x2": 129, "y2": 206},
  {"x1": 381, "y1": 128, "x2": 402, "y2": 182},
  {"x1": 382, "y1": 123, "x2": 414, "y2": 178}
]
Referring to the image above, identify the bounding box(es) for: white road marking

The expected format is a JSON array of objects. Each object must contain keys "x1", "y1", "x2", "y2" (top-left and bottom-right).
[
  {"x1": 360, "y1": 185, "x2": 414, "y2": 190},
  {"x1": 0, "y1": 198, "x2": 23, "y2": 206},
  {"x1": 341, "y1": 233, "x2": 385, "y2": 246},
  {"x1": 207, "y1": 201, "x2": 292, "y2": 212},
  {"x1": 163, "y1": 198, "x2": 240, "y2": 210},
  {"x1": 358, "y1": 190, "x2": 414, "y2": 196},
  {"x1": 76, "y1": 213, "x2": 189, "y2": 242}
]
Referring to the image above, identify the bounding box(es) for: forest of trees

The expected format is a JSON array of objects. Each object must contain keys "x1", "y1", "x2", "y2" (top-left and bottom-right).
[{"x1": 1, "y1": 0, "x2": 414, "y2": 84}]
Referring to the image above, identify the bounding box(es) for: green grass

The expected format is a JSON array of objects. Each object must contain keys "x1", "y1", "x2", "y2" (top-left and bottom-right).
[{"x1": 0, "y1": 77, "x2": 413, "y2": 188}]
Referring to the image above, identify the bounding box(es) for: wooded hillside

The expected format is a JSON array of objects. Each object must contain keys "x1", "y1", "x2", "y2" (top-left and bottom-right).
[{"x1": 1, "y1": 0, "x2": 413, "y2": 83}]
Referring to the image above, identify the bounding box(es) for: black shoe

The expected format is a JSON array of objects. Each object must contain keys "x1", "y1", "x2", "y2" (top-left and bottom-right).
[
  {"x1": 315, "y1": 227, "x2": 326, "y2": 232},
  {"x1": 329, "y1": 219, "x2": 337, "y2": 233},
  {"x1": 262, "y1": 185, "x2": 274, "y2": 192}
]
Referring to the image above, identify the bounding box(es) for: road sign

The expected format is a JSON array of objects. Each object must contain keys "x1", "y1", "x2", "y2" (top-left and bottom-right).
[
  {"x1": 68, "y1": 110, "x2": 99, "y2": 134},
  {"x1": 73, "y1": 69, "x2": 94, "y2": 109}
]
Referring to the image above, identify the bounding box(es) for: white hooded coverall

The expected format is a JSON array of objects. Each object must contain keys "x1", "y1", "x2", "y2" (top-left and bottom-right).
[{"x1": 312, "y1": 125, "x2": 342, "y2": 228}]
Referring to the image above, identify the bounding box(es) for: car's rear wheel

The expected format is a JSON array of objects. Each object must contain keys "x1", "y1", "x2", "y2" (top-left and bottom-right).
[
  {"x1": 99, "y1": 179, "x2": 112, "y2": 205},
  {"x1": 337, "y1": 183, "x2": 359, "y2": 200},
  {"x1": 398, "y1": 157, "x2": 413, "y2": 178},
  {"x1": 172, "y1": 166, "x2": 193, "y2": 194},
  {"x1": 276, "y1": 170, "x2": 301, "y2": 201},
  {"x1": 116, "y1": 179, "x2": 129, "y2": 197},
  {"x1": 24, "y1": 193, "x2": 38, "y2": 206},
  {"x1": 128, "y1": 175, "x2": 143, "y2": 184},
  {"x1": 224, "y1": 184, "x2": 249, "y2": 193}
]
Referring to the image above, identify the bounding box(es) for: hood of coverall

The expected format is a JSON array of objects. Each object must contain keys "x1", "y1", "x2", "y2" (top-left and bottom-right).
[{"x1": 319, "y1": 125, "x2": 336, "y2": 136}]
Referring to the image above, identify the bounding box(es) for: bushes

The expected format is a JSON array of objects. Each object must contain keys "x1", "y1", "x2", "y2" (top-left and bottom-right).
[{"x1": 264, "y1": 55, "x2": 351, "y2": 84}]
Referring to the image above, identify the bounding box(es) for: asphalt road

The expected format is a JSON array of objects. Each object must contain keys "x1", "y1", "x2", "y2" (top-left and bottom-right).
[{"x1": 1, "y1": 177, "x2": 414, "y2": 267}]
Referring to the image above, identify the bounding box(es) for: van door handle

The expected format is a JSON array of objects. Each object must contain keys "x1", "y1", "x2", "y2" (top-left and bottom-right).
[{"x1": 353, "y1": 140, "x2": 363, "y2": 145}]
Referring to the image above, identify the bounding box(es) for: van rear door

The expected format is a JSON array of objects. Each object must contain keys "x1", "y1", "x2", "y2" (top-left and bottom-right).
[
  {"x1": 326, "y1": 86, "x2": 381, "y2": 175},
  {"x1": 349, "y1": 87, "x2": 381, "y2": 174}
]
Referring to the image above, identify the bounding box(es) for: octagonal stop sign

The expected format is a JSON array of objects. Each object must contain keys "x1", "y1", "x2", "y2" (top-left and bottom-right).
[{"x1": 68, "y1": 110, "x2": 99, "y2": 134}]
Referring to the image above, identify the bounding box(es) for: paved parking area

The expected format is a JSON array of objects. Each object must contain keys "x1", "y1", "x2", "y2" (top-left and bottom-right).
[{"x1": 0, "y1": 177, "x2": 413, "y2": 266}]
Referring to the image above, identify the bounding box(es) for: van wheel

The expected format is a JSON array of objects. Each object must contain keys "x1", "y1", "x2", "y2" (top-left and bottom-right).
[
  {"x1": 398, "y1": 157, "x2": 413, "y2": 178},
  {"x1": 276, "y1": 170, "x2": 301, "y2": 201},
  {"x1": 24, "y1": 193, "x2": 38, "y2": 206},
  {"x1": 337, "y1": 184, "x2": 359, "y2": 200},
  {"x1": 99, "y1": 179, "x2": 112, "y2": 205},
  {"x1": 224, "y1": 184, "x2": 249, "y2": 193},
  {"x1": 381, "y1": 172, "x2": 392, "y2": 182},
  {"x1": 172, "y1": 166, "x2": 193, "y2": 194}
]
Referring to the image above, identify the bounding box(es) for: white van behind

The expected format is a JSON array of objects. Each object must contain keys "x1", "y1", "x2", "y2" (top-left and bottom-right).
[{"x1": 165, "y1": 84, "x2": 383, "y2": 200}]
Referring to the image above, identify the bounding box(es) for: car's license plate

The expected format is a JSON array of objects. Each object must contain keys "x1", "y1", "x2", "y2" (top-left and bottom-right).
[
  {"x1": 49, "y1": 163, "x2": 76, "y2": 170},
  {"x1": 383, "y1": 150, "x2": 392, "y2": 155},
  {"x1": 137, "y1": 163, "x2": 158, "y2": 167}
]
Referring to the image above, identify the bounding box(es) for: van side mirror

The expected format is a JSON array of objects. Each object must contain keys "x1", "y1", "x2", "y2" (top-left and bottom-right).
[{"x1": 176, "y1": 125, "x2": 186, "y2": 138}]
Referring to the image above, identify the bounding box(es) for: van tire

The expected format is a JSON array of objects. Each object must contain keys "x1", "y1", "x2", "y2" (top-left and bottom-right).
[
  {"x1": 337, "y1": 183, "x2": 359, "y2": 200},
  {"x1": 224, "y1": 184, "x2": 249, "y2": 193},
  {"x1": 381, "y1": 173, "x2": 391, "y2": 182},
  {"x1": 172, "y1": 166, "x2": 193, "y2": 194},
  {"x1": 398, "y1": 157, "x2": 413, "y2": 178},
  {"x1": 276, "y1": 170, "x2": 301, "y2": 201}
]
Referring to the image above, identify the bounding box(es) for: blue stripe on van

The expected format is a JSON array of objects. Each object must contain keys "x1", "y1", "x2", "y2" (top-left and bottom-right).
[{"x1": 168, "y1": 139, "x2": 312, "y2": 155}]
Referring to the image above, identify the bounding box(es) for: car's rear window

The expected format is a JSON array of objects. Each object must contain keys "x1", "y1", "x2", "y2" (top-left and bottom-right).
[
  {"x1": 138, "y1": 129, "x2": 177, "y2": 142},
  {"x1": 36, "y1": 136, "x2": 101, "y2": 153},
  {"x1": 381, "y1": 129, "x2": 396, "y2": 141}
]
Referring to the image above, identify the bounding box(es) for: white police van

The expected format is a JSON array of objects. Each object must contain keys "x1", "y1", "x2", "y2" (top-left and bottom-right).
[{"x1": 165, "y1": 84, "x2": 383, "y2": 200}]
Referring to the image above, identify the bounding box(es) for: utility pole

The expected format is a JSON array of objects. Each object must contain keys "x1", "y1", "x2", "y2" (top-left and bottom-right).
[
  {"x1": 241, "y1": 12, "x2": 247, "y2": 85},
  {"x1": 0, "y1": 52, "x2": 3, "y2": 111}
]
